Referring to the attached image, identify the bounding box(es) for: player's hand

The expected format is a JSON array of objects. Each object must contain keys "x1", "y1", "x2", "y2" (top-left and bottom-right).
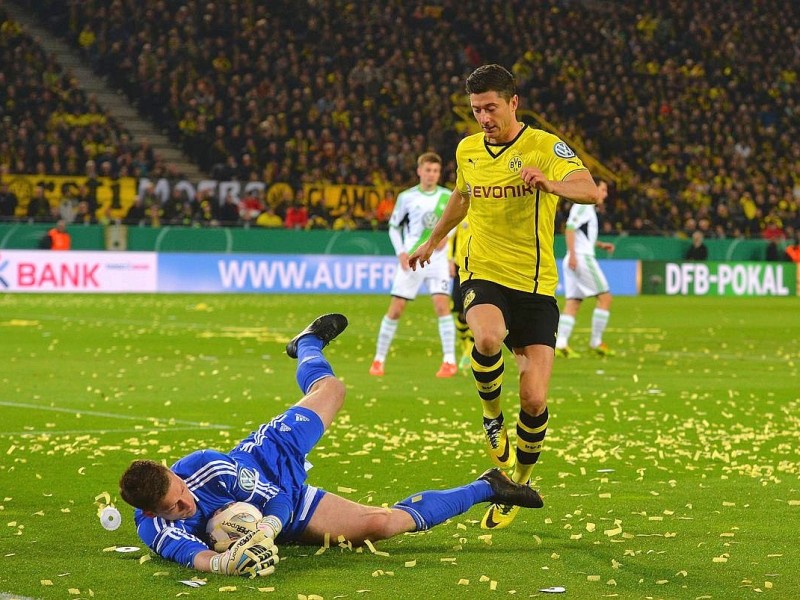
[
  {"x1": 241, "y1": 538, "x2": 280, "y2": 578},
  {"x1": 567, "y1": 253, "x2": 578, "y2": 271},
  {"x1": 210, "y1": 529, "x2": 275, "y2": 576},
  {"x1": 398, "y1": 251, "x2": 410, "y2": 271},
  {"x1": 408, "y1": 242, "x2": 433, "y2": 271},
  {"x1": 520, "y1": 166, "x2": 555, "y2": 193}
]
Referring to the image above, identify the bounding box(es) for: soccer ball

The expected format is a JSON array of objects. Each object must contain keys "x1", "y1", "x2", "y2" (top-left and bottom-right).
[{"x1": 206, "y1": 501, "x2": 263, "y2": 552}]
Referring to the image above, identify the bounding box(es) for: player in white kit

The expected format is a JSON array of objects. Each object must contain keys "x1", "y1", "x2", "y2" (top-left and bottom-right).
[
  {"x1": 556, "y1": 180, "x2": 616, "y2": 357},
  {"x1": 370, "y1": 152, "x2": 457, "y2": 378}
]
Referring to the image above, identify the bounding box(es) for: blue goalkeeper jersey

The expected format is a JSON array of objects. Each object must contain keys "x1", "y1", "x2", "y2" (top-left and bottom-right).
[{"x1": 134, "y1": 407, "x2": 324, "y2": 568}]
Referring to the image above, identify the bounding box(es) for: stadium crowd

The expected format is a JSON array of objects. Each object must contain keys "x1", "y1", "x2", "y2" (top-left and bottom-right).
[{"x1": 3, "y1": 0, "x2": 799, "y2": 241}]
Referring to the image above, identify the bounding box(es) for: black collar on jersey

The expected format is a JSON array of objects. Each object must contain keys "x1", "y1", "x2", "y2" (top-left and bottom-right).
[{"x1": 483, "y1": 123, "x2": 528, "y2": 159}]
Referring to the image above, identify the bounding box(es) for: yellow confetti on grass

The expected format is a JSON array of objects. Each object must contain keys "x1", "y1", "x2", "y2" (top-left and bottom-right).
[
  {"x1": 337, "y1": 486, "x2": 356, "y2": 494},
  {"x1": 458, "y1": 579, "x2": 469, "y2": 585},
  {"x1": 257, "y1": 587, "x2": 275, "y2": 592},
  {"x1": 138, "y1": 555, "x2": 151, "y2": 564},
  {"x1": 587, "y1": 575, "x2": 601, "y2": 582},
  {"x1": 40, "y1": 580, "x2": 53, "y2": 586},
  {"x1": 219, "y1": 586, "x2": 237, "y2": 592},
  {"x1": 404, "y1": 560, "x2": 416, "y2": 567},
  {"x1": 712, "y1": 554, "x2": 729, "y2": 563}
]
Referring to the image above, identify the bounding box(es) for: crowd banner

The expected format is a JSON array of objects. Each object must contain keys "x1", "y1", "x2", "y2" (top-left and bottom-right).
[
  {"x1": 641, "y1": 261, "x2": 798, "y2": 297},
  {"x1": 0, "y1": 250, "x2": 157, "y2": 293}
]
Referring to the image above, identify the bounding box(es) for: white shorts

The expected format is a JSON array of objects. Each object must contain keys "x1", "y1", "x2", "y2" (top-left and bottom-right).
[
  {"x1": 391, "y1": 249, "x2": 451, "y2": 300},
  {"x1": 561, "y1": 254, "x2": 610, "y2": 299}
]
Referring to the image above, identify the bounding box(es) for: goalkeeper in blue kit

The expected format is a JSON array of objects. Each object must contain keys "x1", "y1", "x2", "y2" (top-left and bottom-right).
[{"x1": 119, "y1": 314, "x2": 544, "y2": 577}]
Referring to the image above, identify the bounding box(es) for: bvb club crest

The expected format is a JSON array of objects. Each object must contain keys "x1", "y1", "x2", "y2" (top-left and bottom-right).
[{"x1": 508, "y1": 155, "x2": 522, "y2": 172}]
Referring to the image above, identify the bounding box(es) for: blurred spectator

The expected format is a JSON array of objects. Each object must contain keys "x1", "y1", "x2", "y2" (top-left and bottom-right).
[
  {"x1": 39, "y1": 218, "x2": 71, "y2": 250},
  {"x1": 332, "y1": 208, "x2": 358, "y2": 231},
  {"x1": 375, "y1": 190, "x2": 396, "y2": 226},
  {"x1": 285, "y1": 201, "x2": 309, "y2": 230},
  {"x1": 685, "y1": 231, "x2": 709, "y2": 261},
  {"x1": 124, "y1": 197, "x2": 147, "y2": 226},
  {"x1": 73, "y1": 200, "x2": 97, "y2": 225},
  {"x1": 0, "y1": 182, "x2": 18, "y2": 219},
  {"x1": 255, "y1": 206, "x2": 284, "y2": 228},
  {"x1": 785, "y1": 234, "x2": 800, "y2": 264},
  {"x1": 239, "y1": 189, "x2": 266, "y2": 225},
  {"x1": 217, "y1": 191, "x2": 241, "y2": 226},
  {"x1": 26, "y1": 186, "x2": 52, "y2": 221}
]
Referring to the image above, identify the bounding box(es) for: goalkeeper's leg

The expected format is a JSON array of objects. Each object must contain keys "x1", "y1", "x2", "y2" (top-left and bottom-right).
[{"x1": 289, "y1": 313, "x2": 348, "y2": 431}]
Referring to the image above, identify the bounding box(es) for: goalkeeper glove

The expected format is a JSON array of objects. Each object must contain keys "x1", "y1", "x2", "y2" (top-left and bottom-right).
[{"x1": 209, "y1": 530, "x2": 279, "y2": 577}]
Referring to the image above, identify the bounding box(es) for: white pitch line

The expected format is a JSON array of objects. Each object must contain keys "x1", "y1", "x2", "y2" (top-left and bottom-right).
[{"x1": 0, "y1": 401, "x2": 231, "y2": 430}]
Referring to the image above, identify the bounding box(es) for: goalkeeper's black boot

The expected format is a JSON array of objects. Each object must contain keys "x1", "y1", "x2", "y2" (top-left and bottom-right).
[
  {"x1": 478, "y1": 467, "x2": 544, "y2": 509},
  {"x1": 286, "y1": 314, "x2": 349, "y2": 358}
]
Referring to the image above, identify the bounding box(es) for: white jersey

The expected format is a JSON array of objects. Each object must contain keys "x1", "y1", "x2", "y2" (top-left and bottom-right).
[
  {"x1": 565, "y1": 203, "x2": 599, "y2": 256},
  {"x1": 388, "y1": 185, "x2": 452, "y2": 254}
]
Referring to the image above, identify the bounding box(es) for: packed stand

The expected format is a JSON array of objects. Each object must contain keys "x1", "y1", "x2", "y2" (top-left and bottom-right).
[
  {"x1": 14, "y1": 0, "x2": 800, "y2": 240},
  {"x1": 0, "y1": 7, "x2": 156, "y2": 192}
]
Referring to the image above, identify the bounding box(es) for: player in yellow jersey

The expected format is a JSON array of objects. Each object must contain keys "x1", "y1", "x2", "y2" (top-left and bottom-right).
[{"x1": 409, "y1": 64, "x2": 600, "y2": 530}]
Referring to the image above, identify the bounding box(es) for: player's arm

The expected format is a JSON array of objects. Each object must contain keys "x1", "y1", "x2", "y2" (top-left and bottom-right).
[
  {"x1": 521, "y1": 168, "x2": 599, "y2": 205},
  {"x1": 565, "y1": 226, "x2": 578, "y2": 270},
  {"x1": 408, "y1": 188, "x2": 469, "y2": 270}
]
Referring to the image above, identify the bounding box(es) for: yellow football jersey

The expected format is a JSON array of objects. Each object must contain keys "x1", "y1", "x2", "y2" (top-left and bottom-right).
[{"x1": 455, "y1": 125, "x2": 588, "y2": 295}]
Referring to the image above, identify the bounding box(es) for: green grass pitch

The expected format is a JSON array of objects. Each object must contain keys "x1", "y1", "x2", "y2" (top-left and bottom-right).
[{"x1": 0, "y1": 293, "x2": 798, "y2": 599}]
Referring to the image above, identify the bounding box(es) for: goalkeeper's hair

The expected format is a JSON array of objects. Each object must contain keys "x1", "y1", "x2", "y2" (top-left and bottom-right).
[
  {"x1": 465, "y1": 64, "x2": 516, "y2": 102},
  {"x1": 119, "y1": 459, "x2": 172, "y2": 512}
]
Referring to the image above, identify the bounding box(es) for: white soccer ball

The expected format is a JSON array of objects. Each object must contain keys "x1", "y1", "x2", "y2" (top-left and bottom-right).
[{"x1": 206, "y1": 501, "x2": 263, "y2": 552}]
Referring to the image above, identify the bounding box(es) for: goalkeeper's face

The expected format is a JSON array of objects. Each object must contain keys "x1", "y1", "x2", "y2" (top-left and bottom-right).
[{"x1": 148, "y1": 472, "x2": 197, "y2": 520}]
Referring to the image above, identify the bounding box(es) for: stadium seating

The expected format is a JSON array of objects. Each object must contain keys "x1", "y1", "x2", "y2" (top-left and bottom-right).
[{"x1": 5, "y1": 0, "x2": 800, "y2": 239}]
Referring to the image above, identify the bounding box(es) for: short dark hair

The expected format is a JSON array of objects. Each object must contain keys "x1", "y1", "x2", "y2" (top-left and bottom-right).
[
  {"x1": 465, "y1": 64, "x2": 517, "y2": 101},
  {"x1": 119, "y1": 459, "x2": 171, "y2": 512}
]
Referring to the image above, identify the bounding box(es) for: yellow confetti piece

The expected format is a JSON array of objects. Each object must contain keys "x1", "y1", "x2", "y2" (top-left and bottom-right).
[
  {"x1": 533, "y1": 535, "x2": 542, "y2": 545},
  {"x1": 598, "y1": 493, "x2": 611, "y2": 499},
  {"x1": 138, "y1": 555, "x2": 151, "y2": 564},
  {"x1": 314, "y1": 546, "x2": 326, "y2": 556},
  {"x1": 722, "y1": 501, "x2": 735, "y2": 507},
  {"x1": 765, "y1": 582, "x2": 773, "y2": 589},
  {"x1": 788, "y1": 500, "x2": 800, "y2": 506},
  {"x1": 712, "y1": 555, "x2": 729, "y2": 563},
  {"x1": 586, "y1": 523, "x2": 596, "y2": 532},
  {"x1": 587, "y1": 575, "x2": 601, "y2": 582},
  {"x1": 152, "y1": 571, "x2": 169, "y2": 577},
  {"x1": 604, "y1": 526, "x2": 622, "y2": 537},
  {"x1": 489, "y1": 580, "x2": 498, "y2": 591},
  {"x1": 68, "y1": 589, "x2": 81, "y2": 595},
  {"x1": 371, "y1": 570, "x2": 384, "y2": 577},
  {"x1": 33, "y1": 511, "x2": 45, "y2": 516},
  {"x1": 440, "y1": 557, "x2": 456, "y2": 563},
  {"x1": 551, "y1": 553, "x2": 560, "y2": 560},
  {"x1": 404, "y1": 560, "x2": 416, "y2": 567},
  {"x1": 102, "y1": 546, "x2": 116, "y2": 552},
  {"x1": 337, "y1": 486, "x2": 356, "y2": 494},
  {"x1": 323, "y1": 532, "x2": 330, "y2": 548},
  {"x1": 78, "y1": 467, "x2": 86, "y2": 475},
  {"x1": 257, "y1": 587, "x2": 275, "y2": 592},
  {"x1": 457, "y1": 523, "x2": 467, "y2": 530},
  {"x1": 95, "y1": 492, "x2": 111, "y2": 505},
  {"x1": 458, "y1": 579, "x2": 469, "y2": 585},
  {"x1": 656, "y1": 580, "x2": 669, "y2": 584},
  {"x1": 6, "y1": 521, "x2": 16, "y2": 527},
  {"x1": 364, "y1": 540, "x2": 377, "y2": 554},
  {"x1": 61, "y1": 508, "x2": 71, "y2": 513},
  {"x1": 41, "y1": 580, "x2": 53, "y2": 586},
  {"x1": 218, "y1": 586, "x2": 238, "y2": 592}
]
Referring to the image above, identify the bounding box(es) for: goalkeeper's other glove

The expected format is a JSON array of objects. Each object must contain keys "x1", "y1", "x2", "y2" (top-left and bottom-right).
[{"x1": 209, "y1": 530, "x2": 280, "y2": 577}]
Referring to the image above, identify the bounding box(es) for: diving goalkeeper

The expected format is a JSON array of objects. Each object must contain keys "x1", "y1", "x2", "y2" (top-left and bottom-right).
[{"x1": 119, "y1": 314, "x2": 544, "y2": 577}]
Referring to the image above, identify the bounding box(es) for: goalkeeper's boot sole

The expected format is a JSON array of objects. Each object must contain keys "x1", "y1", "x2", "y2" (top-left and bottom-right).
[
  {"x1": 478, "y1": 468, "x2": 543, "y2": 508},
  {"x1": 483, "y1": 416, "x2": 516, "y2": 469},
  {"x1": 480, "y1": 502, "x2": 522, "y2": 530},
  {"x1": 286, "y1": 313, "x2": 349, "y2": 358}
]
